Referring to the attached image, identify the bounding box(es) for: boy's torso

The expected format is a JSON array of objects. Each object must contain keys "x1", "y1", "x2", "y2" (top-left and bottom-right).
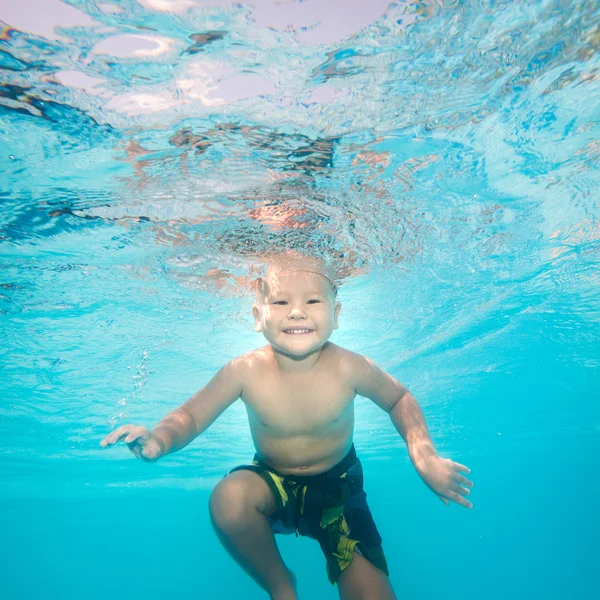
[{"x1": 240, "y1": 342, "x2": 357, "y2": 475}]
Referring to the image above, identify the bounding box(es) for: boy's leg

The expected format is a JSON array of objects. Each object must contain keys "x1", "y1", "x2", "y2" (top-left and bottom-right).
[
  {"x1": 209, "y1": 470, "x2": 297, "y2": 599},
  {"x1": 337, "y1": 551, "x2": 396, "y2": 600}
]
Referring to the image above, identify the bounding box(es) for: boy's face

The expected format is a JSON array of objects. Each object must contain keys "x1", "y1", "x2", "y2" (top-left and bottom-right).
[{"x1": 253, "y1": 269, "x2": 341, "y2": 359}]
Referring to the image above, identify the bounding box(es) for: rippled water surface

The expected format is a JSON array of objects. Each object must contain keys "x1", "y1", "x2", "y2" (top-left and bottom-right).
[{"x1": 1, "y1": 1, "x2": 599, "y2": 599}]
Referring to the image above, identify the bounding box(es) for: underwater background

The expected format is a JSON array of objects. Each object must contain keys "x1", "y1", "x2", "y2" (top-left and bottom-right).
[{"x1": 1, "y1": 0, "x2": 598, "y2": 598}]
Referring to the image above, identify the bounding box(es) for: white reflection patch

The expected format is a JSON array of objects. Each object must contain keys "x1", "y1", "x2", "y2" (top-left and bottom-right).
[
  {"x1": 54, "y1": 70, "x2": 107, "y2": 93},
  {"x1": 136, "y1": 0, "x2": 198, "y2": 13},
  {"x1": 93, "y1": 34, "x2": 176, "y2": 58},
  {"x1": 105, "y1": 91, "x2": 178, "y2": 116},
  {"x1": 0, "y1": 0, "x2": 96, "y2": 40}
]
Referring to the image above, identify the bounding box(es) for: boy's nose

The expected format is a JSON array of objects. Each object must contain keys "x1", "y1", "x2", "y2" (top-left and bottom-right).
[{"x1": 288, "y1": 307, "x2": 307, "y2": 318}]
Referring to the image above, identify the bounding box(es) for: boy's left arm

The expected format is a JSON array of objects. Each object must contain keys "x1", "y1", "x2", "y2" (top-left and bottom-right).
[{"x1": 350, "y1": 354, "x2": 473, "y2": 509}]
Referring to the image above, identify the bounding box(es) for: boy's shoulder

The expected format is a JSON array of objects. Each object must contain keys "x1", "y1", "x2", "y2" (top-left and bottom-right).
[
  {"x1": 226, "y1": 346, "x2": 272, "y2": 377},
  {"x1": 229, "y1": 346, "x2": 269, "y2": 364},
  {"x1": 324, "y1": 342, "x2": 371, "y2": 374}
]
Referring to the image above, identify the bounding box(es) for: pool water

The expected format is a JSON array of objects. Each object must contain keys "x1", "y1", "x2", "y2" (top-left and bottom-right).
[{"x1": 1, "y1": 1, "x2": 598, "y2": 598}]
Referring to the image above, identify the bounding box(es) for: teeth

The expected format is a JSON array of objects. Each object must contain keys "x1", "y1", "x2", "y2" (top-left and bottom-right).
[{"x1": 285, "y1": 329, "x2": 311, "y2": 334}]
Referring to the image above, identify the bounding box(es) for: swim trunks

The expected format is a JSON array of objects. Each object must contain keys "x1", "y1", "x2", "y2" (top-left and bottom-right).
[{"x1": 228, "y1": 445, "x2": 389, "y2": 584}]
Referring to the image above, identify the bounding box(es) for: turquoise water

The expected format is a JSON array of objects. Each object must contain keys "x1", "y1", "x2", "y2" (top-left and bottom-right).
[{"x1": 1, "y1": 0, "x2": 599, "y2": 598}]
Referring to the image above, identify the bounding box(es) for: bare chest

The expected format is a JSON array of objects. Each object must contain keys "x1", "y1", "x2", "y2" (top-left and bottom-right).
[{"x1": 242, "y1": 371, "x2": 355, "y2": 435}]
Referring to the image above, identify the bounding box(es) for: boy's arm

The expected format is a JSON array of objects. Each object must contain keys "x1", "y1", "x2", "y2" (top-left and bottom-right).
[
  {"x1": 349, "y1": 353, "x2": 473, "y2": 508},
  {"x1": 348, "y1": 354, "x2": 431, "y2": 466},
  {"x1": 151, "y1": 359, "x2": 244, "y2": 457}
]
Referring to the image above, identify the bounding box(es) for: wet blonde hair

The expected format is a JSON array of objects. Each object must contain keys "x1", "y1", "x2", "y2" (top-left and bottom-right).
[{"x1": 255, "y1": 252, "x2": 338, "y2": 304}]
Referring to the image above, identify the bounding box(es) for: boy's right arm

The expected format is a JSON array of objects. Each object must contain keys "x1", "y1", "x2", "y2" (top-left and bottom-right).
[
  {"x1": 155, "y1": 359, "x2": 244, "y2": 455},
  {"x1": 100, "y1": 359, "x2": 244, "y2": 460}
]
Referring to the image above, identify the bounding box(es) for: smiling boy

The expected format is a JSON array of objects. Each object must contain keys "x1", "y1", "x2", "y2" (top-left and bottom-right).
[{"x1": 100, "y1": 254, "x2": 473, "y2": 600}]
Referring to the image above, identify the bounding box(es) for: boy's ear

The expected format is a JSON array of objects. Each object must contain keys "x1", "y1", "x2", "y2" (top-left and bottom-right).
[
  {"x1": 252, "y1": 304, "x2": 262, "y2": 332},
  {"x1": 333, "y1": 302, "x2": 341, "y2": 330}
]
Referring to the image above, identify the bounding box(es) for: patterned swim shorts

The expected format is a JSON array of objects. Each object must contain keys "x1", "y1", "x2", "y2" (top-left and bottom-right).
[{"x1": 228, "y1": 444, "x2": 389, "y2": 584}]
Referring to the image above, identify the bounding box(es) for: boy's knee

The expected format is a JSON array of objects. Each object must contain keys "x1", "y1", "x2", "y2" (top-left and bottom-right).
[{"x1": 209, "y1": 472, "x2": 271, "y2": 531}]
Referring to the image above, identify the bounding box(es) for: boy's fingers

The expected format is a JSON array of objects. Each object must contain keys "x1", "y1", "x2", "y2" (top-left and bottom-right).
[
  {"x1": 124, "y1": 427, "x2": 149, "y2": 444},
  {"x1": 448, "y1": 491, "x2": 473, "y2": 509},
  {"x1": 128, "y1": 445, "x2": 142, "y2": 458},
  {"x1": 452, "y1": 461, "x2": 471, "y2": 474},
  {"x1": 100, "y1": 425, "x2": 134, "y2": 447},
  {"x1": 450, "y1": 483, "x2": 470, "y2": 497},
  {"x1": 452, "y1": 474, "x2": 474, "y2": 488},
  {"x1": 438, "y1": 495, "x2": 450, "y2": 506}
]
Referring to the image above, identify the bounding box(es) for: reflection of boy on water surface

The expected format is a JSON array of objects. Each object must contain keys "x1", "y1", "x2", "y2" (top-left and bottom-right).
[
  {"x1": 101, "y1": 253, "x2": 473, "y2": 600},
  {"x1": 123, "y1": 123, "x2": 338, "y2": 178},
  {"x1": 111, "y1": 124, "x2": 340, "y2": 249}
]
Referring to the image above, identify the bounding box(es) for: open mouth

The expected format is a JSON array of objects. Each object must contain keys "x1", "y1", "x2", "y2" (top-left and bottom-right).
[{"x1": 282, "y1": 328, "x2": 314, "y2": 335}]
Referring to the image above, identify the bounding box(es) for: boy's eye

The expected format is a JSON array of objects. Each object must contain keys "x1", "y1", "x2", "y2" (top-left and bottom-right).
[
  {"x1": 272, "y1": 300, "x2": 288, "y2": 305},
  {"x1": 307, "y1": 299, "x2": 321, "y2": 304}
]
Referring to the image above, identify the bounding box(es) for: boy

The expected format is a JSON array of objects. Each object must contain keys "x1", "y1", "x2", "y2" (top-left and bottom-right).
[{"x1": 100, "y1": 254, "x2": 473, "y2": 600}]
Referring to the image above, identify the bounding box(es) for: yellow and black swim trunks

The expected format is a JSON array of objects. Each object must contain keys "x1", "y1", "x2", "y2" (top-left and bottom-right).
[{"x1": 228, "y1": 445, "x2": 389, "y2": 584}]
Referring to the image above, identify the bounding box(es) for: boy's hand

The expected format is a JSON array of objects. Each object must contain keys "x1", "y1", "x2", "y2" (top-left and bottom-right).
[
  {"x1": 414, "y1": 455, "x2": 473, "y2": 509},
  {"x1": 99, "y1": 425, "x2": 164, "y2": 462}
]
